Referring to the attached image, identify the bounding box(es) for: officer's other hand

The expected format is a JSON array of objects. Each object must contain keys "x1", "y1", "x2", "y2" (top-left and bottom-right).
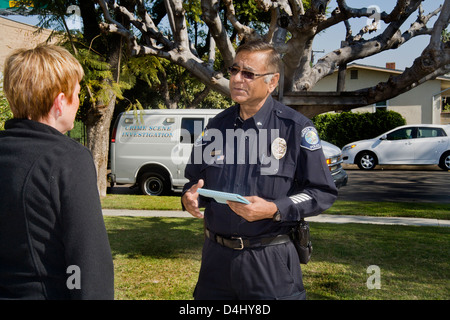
[
  {"x1": 227, "y1": 196, "x2": 277, "y2": 222},
  {"x1": 182, "y1": 179, "x2": 204, "y2": 219}
]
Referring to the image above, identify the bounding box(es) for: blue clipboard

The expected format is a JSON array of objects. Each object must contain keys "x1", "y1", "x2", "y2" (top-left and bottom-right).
[{"x1": 197, "y1": 188, "x2": 251, "y2": 205}]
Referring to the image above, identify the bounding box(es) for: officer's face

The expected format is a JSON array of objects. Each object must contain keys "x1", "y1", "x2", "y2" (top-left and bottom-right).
[{"x1": 229, "y1": 51, "x2": 279, "y2": 110}]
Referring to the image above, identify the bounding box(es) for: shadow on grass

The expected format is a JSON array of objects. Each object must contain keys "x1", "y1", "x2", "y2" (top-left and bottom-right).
[
  {"x1": 104, "y1": 216, "x2": 450, "y2": 299},
  {"x1": 310, "y1": 222, "x2": 449, "y2": 267},
  {"x1": 304, "y1": 222, "x2": 450, "y2": 299},
  {"x1": 105, "y1": 216, "x2": 449, "y2": 273},
  {"x1": 105, "y1": 216, "x2": 205, "y2": 259}
]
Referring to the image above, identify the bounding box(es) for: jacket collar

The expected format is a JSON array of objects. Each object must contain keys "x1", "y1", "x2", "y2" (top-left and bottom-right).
[
  {"x1": 234, "y1": 95, "x2": 274, "y2": 130},
  {"x1": 5, "y1": 118, "x2": 64, "y2": 136}
]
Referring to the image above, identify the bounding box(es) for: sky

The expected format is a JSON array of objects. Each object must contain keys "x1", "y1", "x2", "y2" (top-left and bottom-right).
[{"x1": 2, "y1": 0, "x2": 444, "y2": 71}]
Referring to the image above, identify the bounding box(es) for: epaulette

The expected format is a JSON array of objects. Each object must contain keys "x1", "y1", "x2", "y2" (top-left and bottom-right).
[{"x1": 272, "y1": 99, "x2": 311, "y2": 127}]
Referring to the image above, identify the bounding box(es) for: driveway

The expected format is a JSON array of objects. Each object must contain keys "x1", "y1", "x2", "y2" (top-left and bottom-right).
[{"x1": 338, "y1": 165, "x2": 450, "y2": 203}]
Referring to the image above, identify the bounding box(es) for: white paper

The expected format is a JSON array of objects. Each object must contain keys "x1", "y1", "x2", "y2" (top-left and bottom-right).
[{"x1": 197, "y1": 188, "x2": 251, "y2": 205}]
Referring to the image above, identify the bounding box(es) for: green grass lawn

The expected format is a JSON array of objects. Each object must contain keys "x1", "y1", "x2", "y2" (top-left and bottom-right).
[
  {"x1": 105, "y1": 216, "x2": 450, "y2": 300},
  {"x1": 101, "y1": 194, "x2": 449, "y2": 300},
  {"x1": 107, "y1": 216, "x2": 203, "y2": 300},
  {"x1": 101, "y1": 195, "x2": 450, "y2": 220}
]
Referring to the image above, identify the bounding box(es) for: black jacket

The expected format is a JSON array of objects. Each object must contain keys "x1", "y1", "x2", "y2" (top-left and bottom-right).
[{"x1": 0, "y1": 119, "x2": 114, "y2": 299}]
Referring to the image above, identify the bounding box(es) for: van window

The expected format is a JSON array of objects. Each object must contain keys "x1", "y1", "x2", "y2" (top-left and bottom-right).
[{"x1": 181, "y1": 118, "x2": 204, "y2": 144}]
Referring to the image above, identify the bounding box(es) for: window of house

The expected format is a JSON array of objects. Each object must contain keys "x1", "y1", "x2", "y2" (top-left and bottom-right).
[
  {"x1": 350, "y1": 70, "x2": 358, "y2": 79},
  {"x1": 375, "y1": 100, "x2": 388, "y2": 111},
  {"x1": 442, "y1": 96, "x2": 450, "y2": 112}
]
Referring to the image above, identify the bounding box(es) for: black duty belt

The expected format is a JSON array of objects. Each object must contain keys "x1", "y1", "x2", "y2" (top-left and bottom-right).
[{"x1": 205, "y1": 228, "x2": 291, "y2": 250}]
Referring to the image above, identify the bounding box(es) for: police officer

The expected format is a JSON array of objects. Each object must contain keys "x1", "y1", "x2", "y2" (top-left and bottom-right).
[{"x1": 182, "y1": 40, "x2": 337, "y2": 300}]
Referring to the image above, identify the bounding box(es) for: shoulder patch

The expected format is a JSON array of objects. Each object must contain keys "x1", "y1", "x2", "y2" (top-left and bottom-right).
[{"x1": 301, "y1": 126, "x2": 322, "y2": 151}]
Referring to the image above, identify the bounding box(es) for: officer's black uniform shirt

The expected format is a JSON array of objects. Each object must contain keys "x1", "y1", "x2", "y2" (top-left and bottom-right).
[{"x1": 184, "y1": 96, "x2": 337, "y2": 239}]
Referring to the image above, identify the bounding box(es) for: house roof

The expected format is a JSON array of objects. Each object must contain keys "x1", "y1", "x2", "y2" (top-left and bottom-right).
[{"x1": 345, "y1": 62, "x2": 450, "y2": 82}]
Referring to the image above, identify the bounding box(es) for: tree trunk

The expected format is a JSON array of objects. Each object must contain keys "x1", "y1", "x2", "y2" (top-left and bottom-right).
[
  {"x1": 159, "y1": 68, "x2": 180, "y2": 109},
  {"x1": 86, "y1": 98, "x2": 116, "y2": 197},
  {"x1": 85, "y1": 33, "x2": 122, "y2": 197}
]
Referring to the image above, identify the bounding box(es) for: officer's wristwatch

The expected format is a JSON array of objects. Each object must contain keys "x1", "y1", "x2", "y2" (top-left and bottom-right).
[{"x1": 272, "y1": 209, "x2": 281, "y2": 222}]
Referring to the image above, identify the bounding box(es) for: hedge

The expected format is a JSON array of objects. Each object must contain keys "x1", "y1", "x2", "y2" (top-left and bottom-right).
[{"x1": 312, "y1": 110, "x2": 406, "y2": 148}]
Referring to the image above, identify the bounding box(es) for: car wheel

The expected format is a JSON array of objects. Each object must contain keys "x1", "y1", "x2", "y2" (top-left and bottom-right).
[
  {"x1": 439, "y1": 151, "x2": 450, "y2": 171},
  {"x1": 357, "y1": 152, "x2": 377, "y2": 170},
  {"x1": 139, "y1": 172, "x2": 169, "y2": 196}
]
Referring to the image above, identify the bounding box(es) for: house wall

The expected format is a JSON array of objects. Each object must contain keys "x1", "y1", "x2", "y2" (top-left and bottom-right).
[
  {"x1": 313, "y1": 67, "x2": 445, "y2": 125},
  {"x1": 0, "y1": 17, "x2": 57, "y2": 71}
]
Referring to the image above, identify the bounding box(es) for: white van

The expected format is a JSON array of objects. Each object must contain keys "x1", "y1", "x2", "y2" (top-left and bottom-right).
[
  {"x1": 108, "y1": 109, "x2": 347, "y2": 195},
  {"x1": 109, "y1": 109, "x2": 221, "y2": 195}
]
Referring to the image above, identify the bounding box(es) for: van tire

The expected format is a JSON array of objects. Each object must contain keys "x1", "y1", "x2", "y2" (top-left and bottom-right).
[{"x1": 139, "y1": 172, "x2": 169, "y2": 196}]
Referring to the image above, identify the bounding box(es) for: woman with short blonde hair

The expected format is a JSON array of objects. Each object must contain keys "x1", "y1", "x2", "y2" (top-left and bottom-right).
[{"x1": 0, "y1": 44, "x2": 114, "y2": 300}]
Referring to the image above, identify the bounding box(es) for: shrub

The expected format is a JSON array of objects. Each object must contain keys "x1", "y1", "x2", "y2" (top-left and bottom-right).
[
  {"x1": 0, "y1": 77, "x2": 13, "y2": 131},
  {"x1": 313, "y1": 109, "x2": 406, "y2": 148}
]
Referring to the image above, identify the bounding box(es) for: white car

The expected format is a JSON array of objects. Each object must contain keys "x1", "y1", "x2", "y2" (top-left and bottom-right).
[{"x1": 342, "y1": 124, "x2": 450, "y2": 170}]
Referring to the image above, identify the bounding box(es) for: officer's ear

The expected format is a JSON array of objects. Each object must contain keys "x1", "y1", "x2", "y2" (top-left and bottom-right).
[{"x1": 266, "y1": 73, "x2": 280, "y2": 93}]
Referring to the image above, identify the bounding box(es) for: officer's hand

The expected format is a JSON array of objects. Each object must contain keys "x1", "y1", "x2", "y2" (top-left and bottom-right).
[
  {"x1": 182, "y1": 179, "x2": 204, "y2": 219},
  {"x1": 227, "y1": 196, "x2": 277, "y2": 222}
]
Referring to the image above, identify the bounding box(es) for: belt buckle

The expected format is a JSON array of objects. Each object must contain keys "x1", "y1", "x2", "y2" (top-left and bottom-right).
[{"x1": 232, "y1": 236, "x2": 244, "y2": 250}]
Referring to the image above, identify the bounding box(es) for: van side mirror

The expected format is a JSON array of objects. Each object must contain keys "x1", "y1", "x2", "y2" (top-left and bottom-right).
[{"x1": 380, "y1": 134, "x2": 387, "y2": 140}]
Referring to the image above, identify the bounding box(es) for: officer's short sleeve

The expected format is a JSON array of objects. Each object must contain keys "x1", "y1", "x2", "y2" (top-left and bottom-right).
[{"x1": 274, "y1": 125, "x2": 337, "y2": 221}]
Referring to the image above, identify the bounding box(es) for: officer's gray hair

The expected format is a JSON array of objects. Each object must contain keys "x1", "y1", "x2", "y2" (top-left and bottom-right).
[
  {"x1": 264, "y1": 74, "x2": 274, "y2": 84},
  {"x1": 236, "y1": 40, "x2": 281, "y2": 74}
]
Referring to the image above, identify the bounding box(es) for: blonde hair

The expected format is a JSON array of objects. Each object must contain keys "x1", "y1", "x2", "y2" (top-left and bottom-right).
[{"x1": 3, "y1": 44, "x2": 84, "y2": 120}]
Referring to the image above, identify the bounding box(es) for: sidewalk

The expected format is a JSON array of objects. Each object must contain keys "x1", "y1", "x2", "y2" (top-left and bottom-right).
[{"x1": 102, "y1": 209, "x2": 450, "y2": 227}]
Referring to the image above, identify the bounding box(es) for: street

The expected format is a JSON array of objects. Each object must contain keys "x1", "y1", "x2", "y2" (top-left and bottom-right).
[
  {"x1": 109, "y1": 165, "x2": 450, "y2": 204},
  {"x1": 338, "y1": 165, "x2": 450, "y2": 203}
]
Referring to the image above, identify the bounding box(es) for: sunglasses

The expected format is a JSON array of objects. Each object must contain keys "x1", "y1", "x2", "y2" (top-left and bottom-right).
[{"x1": 228, "y1": 66, "x2": 274, "y2": 80}]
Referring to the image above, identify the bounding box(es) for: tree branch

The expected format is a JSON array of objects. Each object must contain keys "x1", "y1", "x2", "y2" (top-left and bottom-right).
[
  {"x1": 188, "y1": 87, "x2": 211, "y2": 109},
  {"x1": 96, "y1": 0, "x2": 450, "y2": 117},
  {"x1": 356, "y1": 1, "x2": 450, "y2": 106},
  {"x1": 201, "y1": 0, "x2": 235, "y2": 67},
  {"x1": 430, "y1": 0, "x2": 450, "y2": 48},
  {"x1": 97, "y1": 0, "x2": 230, "y2": 97},
  {"x1": 223, "y1": 0, "x2": 259, "y2": 41},
  {"x1": 164, "y1": 0, "x2": 190, "y2": 49},
  {"x1": 293, "y1": 0, "x2": 443, "y2": 91}
]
